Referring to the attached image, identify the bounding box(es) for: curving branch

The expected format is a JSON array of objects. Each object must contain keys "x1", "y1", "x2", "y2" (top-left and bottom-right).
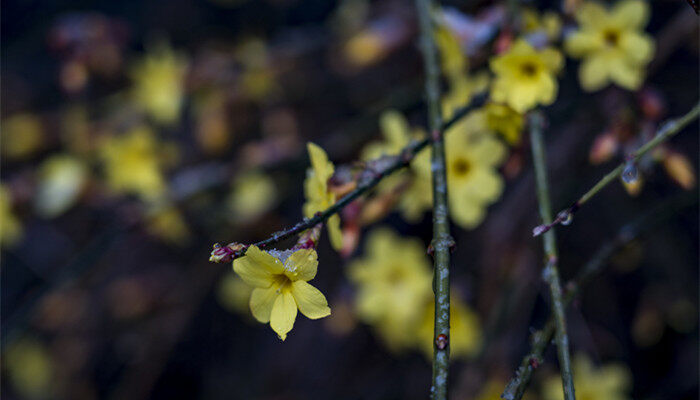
[{"x1": 533, "y1": 102, "x2": 700, "y2": 237}]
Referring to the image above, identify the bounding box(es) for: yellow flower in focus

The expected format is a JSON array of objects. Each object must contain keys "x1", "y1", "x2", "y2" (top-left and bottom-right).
[
  {"x1": 228, "y1": 170, "x2": 277, "y2": 223},
  {"x1": 414, "y1": 111, "x2": 507, "y2": 229},
  {"x1": 99, "y1": 126, "x2": 167, "y2": 202},
  {"x1": 0, "y1": 184, "x2": 22, "y2": 248},
  {"x1": 5, "y1": 338, "x2": 53, "y2": 399},
  {"x1": 348, "y1": 228, "x2": 433, "y2": 351},
  {"x1": 35, "y1": 154, "x2": 88, "y2": 218},
  {"x1": 490, "y1": 39, "x2": 563, "y2": 112},
  {"x1": 543, "y1": 353, "x2": 632, "y2": 400},
  {"x1": 233, "y1": 246, "x2": 331, "y2": 340},
  {"x1": 130, "y1": 43, "x2": 187, "y2": 124},
  {"x1": 217, "y1": 272, "x2": 254, "y2": 315},
  {"x1": 416, "y1": 296, "x2": 482, "y2": 360},
  {"x1": 484, "y1": 103, "x2": 524, "y2": 145},
  {"x1": 303, "y1": 143, "x2": 342, "y2": 250},
  {"x1": 565, "y1": 0, "x2": 654, "y2": 91},
  {"x1": 1, "y1": 113, "x2": 43, "y2": 160},
  {"x1": 145, "y1": 205, "x2": 190, "y2": 244}
]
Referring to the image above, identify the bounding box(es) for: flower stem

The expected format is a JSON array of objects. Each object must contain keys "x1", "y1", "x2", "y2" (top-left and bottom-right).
[
  {"x1": 502, "y1": 192, "x2": 697, "y2": 400},
  {"x1": 528, "y1": 112, "x2": 575, "y2": 400},
  {"x1": 414, "y1": 0, "x2": 453, "y2": 398},
  {"x1": 533, "y1": 102, "x2": 700, "y2": 236}
]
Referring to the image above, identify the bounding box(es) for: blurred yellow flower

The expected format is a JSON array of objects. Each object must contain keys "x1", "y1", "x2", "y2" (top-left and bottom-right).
[
  {"x1": 217, "y1": 272, "x2": 254, "y2": 315},
  {"x1": 483, "y1": 103, "x2": 524, "y2": 145},
  {"x1": 414, "y1": 111, "x2": 507, "y2": 229},
  {"x1": 361, "y1": 110, "x2": 416, "y2": 160},
  {"x1": 233, "y1": 246, "x2": 331, "y2": 340},
  {"x1": 228, "y1": 170, "x2": 277, "y2": 223},
  {"x1": 0, "y1": 184, "x2": 22, "y2": 248},
  {"x1": 235, "y1": 38, "x2": 278, "y2": 101},
  {"x1": 344, "y1": 30, "x2": 385, "y2": 67},
  {"x1": 5, "y1": 338, "x2": 53, "y2": 399},
  {"x1": 522, "y1": 8, "x2": 562, "y2": 41},
  {"x1": 303, "y1": 143, "x2": 343, "y2": 250},
  {"x1": 130, "y1": 43, "x2": 187, "y2": 124},
  {"x1": 565, "y1": 0, "x2": 654, "y2": 91},
  {"x1": 416, "y1": 295, "x2": 482, "y2": 360},
  {"x1": 348, "y1": 228, "x2": 433, "y2": 351},
  {"x1": 1, "y1": 113, "x2": 43, "y2": 161},
  {"x1": 490, "y1": 39, "x2": 563, "y2": 112},
  {"x1": 145, "y1": 205, "x2": 190, "y2": 244},
  {"x1": 543, "y1": 353, "x2": 632, "y2": 400},
  {"x1": 34, "y1": 154, "x2": 88, "y2": 218},
  {"x1": 436, "y1": 25, "x2": 489, "y2": 119},
  {"x1": 98, "y1": 126, "x2": 167, "y2": 202}
]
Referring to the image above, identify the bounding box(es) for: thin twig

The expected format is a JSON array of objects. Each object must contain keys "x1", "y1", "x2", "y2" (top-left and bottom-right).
[
  {"x1": 528, "y1": 112, "x2": 575, "y2": 400},
  {"x1": 415, "y1": 0, "x2": 453, "y2": 398},
  {"x1": 502, "y1": 193, "x2": 697, "y2": 400},
  {"x1": 209, "y1": 94, "x2": 486, "y2": 263},
  {"x1": 533, "y1": 102, "x2": 700, "y2": 237}
]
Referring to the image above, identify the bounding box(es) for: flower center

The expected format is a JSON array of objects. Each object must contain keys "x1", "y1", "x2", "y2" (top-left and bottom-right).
[
  {"x1": 273, "y1": 274, "x2": 291, "y2": 293},
  {"x1": 603, "y1": 29, "x2": 620, "y2": 46},
  {"x1": 451, "y1": 158, "x2": 471, "y2": 177},
  {"x1": 520, "y1": 62, "x2": 538, "y2": 77}
]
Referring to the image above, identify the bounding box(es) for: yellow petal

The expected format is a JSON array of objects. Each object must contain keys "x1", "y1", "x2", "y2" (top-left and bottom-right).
[
  {"x1": 249, "y1": 287, "x2": 278, "y2": 323},
  {"x1": 380, "y1": 110, "x2": 411, "y2": 149},
  {"x1": 619, "y1": 32, "x2": 654, "y2": 65},
  {"x1": 270, "y1": 291, "x2": 297, "y2": 340},
  {"x1": 575, "y1": 1, "x2": 608, "y2": 28},
  {"x1": 232, "y1": 246, "x2": 282, "y2": 287},
  {"x1": 579, "y1": 55, "x2": 611, "y2": 91},
  {"x1": 565, "y1": 31, "x2": 603, "y2": 58},
  {"x1": 449, "y1": 195, "x2": 485, "y2": 229},
  {"x1": 611, "y1": 0, "x2": 649, "y2": 29},
  {"x1": 327, "y1": 214, "x2": 343, "y2": 251},
  {"x1": 540, "y1": 48, "x2": 564, "y2": 73},
  {"x1": 291, "y1": 281, "x2": 331, "y2": 319},
  {"x1": 284, "y1": 248, "x2": 318, "y2": 281},
  {"x1": 307, "y1": 142, "x2": 334, "y2": 182},
  {"x1": 608, "y1": 59, "x2": 643, "y2": 90}
]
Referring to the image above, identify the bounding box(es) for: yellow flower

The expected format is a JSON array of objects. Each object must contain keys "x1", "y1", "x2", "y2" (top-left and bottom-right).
[
  {"x1": 414, "y1": 111, "x2": 507, "y2": 228},
  {"x1": 543, "y1": 353, "x2": 632, "y2": 400},
  {"x1": 233, "y1": 246, "x2": 331, "y2": 340},
  {"x1": 484, "y1": 103, "x2": 524, "y2": 145},
  {"x1": 522, "y1": 8, "x2": 562, "y2": 41},
  {"x1": 217, "y1": 272, "x2": 254, "y2": 315},
  {"x1": 99, "y1": 126, "x2": 168, "y2": 202},
  {"x1": 436, "y1": 25, "x2": 490, "y2": 119},
  {"x1": 228, "y1": 170, "x2": 277, "y2": 223},
  {"x1": 1, "y1": 113, "x2": 43, "y2": 161},
  {"x1": 416, "y1": 295, "x2": 482, "y2": 360},
  {"x1": 361, "y1": 110, "x2": 416, "y2": 160},
  {"x1": 565, "y1": 0, "x2": 654, "y2": 91},
  {"x1": 490, "y1": 39, "x2": 563, "y2": 112},
  {"x1": 348, "y1": 228, "x2": 433, "y2": 351},
  {"x1": 0, "y1": 184, "x2": 22, "y2": 248},
  {"x1": 5, "y1": 338, "x2": 53, "y2": 399},
  {"x1": 34, "y1": 154, "x2": 88, "y2": 218},
  {"x1": 130, "y1": 43, "x2": 187, "y2": 124},
  {"x1": 303, "y1": 143, "x2": 343, "y2": 250}
]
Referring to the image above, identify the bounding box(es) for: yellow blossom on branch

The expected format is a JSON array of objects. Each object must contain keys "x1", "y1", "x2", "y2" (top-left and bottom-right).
[
  {"x1": 543, "y1": 353, "x2": 632, "y2": 400},
  {"x1": 130, "y1": 43, "x2": 187, "y2": 124},
  {"x1": 303, "y1": 143, "x2": 343, "y2": 250},
  {"x1": 490, "y1": 39, "x2": 563, "y2": 113},
  {"x1": 233, "y1": 246, "x2": 331, "y2": 340},
  {"x1": 565, "y1": 0, "x2": 654, "y2": 91}
]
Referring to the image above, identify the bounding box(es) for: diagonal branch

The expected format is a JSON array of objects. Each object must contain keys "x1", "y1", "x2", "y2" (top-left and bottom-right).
[
  {"x1": 533, "y1": 102, "x2": 700, "y2": 237},
  {"x1": 528, "y1": 112, "x2": 575, "y2": 400}
]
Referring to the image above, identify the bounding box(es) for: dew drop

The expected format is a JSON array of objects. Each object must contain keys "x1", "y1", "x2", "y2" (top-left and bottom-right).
[
  {"x1": 622, "y1": 161, "x2": 639, "y2": 184},
  {"x1": 557, "y1": 210, "x2": 574, "y2": 226}
]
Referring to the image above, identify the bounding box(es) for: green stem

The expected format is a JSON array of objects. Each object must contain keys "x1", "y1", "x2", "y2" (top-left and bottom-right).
[
  {"x1": 529, "y1": 112, "x2": 575, "y2": 400},
  {"x1": 502, "y1": 193, "x2": 697, "y2": 400},
  {"x1": 415, "y1": 0, "x2": 453, "y2": 398},
  {"x1": 534, "y1": 102, "x2": 700, "y2": 236}
]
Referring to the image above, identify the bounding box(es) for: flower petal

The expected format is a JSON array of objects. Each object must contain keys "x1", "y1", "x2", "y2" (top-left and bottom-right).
[
  {"x1": 611, "y1": 0, "x2": 649, "y2": 29},
  {"x1": 246, "y1": 245, "x2": 284, "y2": 274},
  {"x1": 284, "y1": 248, "x2": 318, "y2": 281},
  {"x1": 249, "y1": 287, "x2": 278, "y2": 323},
  {"x1": 565, "y1": 31, "x2": 603, "y2": 58},
  {"x1": 291, "y1": 281, "x2": 331, "y2": 319},
  {"x1": 579, "y1": 55, "x2": 611, "y2": 92},
  {"x1": 233, "y1": 247, "x2": 279, "y2": 288},
  {"x1": 619, "y1": 32, "x2": 654, "y2": 65},
  {"x1": 575, "y1": 1, "x2": 608, "y2": 28},
  {"x1": 327, "y1": 214, "x2": 343, "y2": 251},
  {"x1": 307, "y1": 142, "x2": 334, "y2": 182},
  {"x1": 270, "y1": 291, "x2": 297, "y2": 340}
]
